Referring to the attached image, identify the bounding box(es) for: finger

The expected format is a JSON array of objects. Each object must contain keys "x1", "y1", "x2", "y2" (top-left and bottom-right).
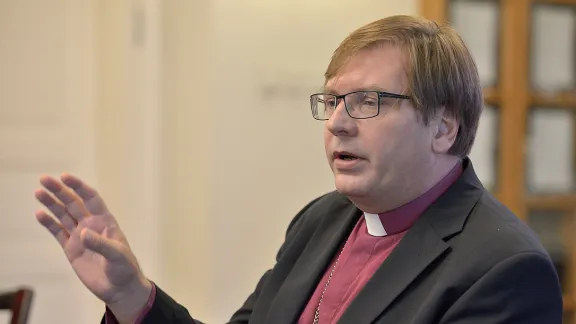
[
  {"x1": 36, "y1": 210, "x2": 70, "y2": 247},
  {"x1": 81, "y1": 228, "x2": 127, "y2": 263},
  {"x1": 35, "y1": 189, "x2": 78, "y2": 232},
  {"x1": 39, "y1": 175, "x2": 89, "y2": 222},
  {"x1": 60, "y1": 173, "x2": 109, "y2": 215}
]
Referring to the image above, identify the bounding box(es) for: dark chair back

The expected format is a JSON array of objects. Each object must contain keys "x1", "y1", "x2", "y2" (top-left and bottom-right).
[{"x1": 0, "y1": 288, "x2": 34, "y2": 324}]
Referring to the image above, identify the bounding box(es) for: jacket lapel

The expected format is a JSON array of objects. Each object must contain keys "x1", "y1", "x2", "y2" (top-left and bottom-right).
[
  {"x1": 338, "y1": 160, "x2": 484, "y2": 324},
  {"x1": 264, "y1": 200, "x2": 362, "y2": 324},
  {"x1": 337, "y1": 215, "x2": 450, "y2": 324}
]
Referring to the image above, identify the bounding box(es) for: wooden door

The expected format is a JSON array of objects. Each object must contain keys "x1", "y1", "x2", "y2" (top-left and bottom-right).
[
  {"x1": 0, "y1": 0, "x2": 98, "y2": 323},
  {"x1": 421, "y1": 0, "x2": 576, "y2": 320}
]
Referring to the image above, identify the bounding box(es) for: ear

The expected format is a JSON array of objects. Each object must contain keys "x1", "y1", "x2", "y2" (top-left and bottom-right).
[{"x1": 432, "y1": 112, "x2": 459, "y2": 154}]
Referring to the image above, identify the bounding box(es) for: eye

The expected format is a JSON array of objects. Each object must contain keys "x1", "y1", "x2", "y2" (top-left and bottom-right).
[
  {"x1": 325, "y1": 98, "x2": 337, "y2": 108},
  {"x1": 362, "y1": 99, "x2": 378, "y2": 106},
  {"x1": 358, "y1": 93, "x2": 378, "y2": 108}
]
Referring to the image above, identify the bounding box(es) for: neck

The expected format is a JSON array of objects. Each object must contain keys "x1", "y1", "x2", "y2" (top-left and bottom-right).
[{"x1": 350, "y1": 155, "x2": 461, "y2": 214}]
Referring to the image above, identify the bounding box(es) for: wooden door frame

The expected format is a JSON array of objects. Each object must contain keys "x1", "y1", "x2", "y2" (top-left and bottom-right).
[{"x1": 420, "y1": 0, "x2": 576, "y2": 318}]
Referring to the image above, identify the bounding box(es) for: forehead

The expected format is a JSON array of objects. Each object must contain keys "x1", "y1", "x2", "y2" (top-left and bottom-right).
[{"x1": 325, "y1": 44, "x2": 407, "y2": 95}]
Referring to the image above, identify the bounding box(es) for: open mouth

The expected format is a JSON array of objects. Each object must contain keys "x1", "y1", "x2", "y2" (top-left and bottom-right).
[{"x1": 334, "y1": 151, "x2": 360, "y2": 161}]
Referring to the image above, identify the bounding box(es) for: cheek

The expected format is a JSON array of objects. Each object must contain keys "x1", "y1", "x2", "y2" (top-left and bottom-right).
[
  {"x1": 323, "y1": 128, "x2": 333, "y2": 156},
  {"x1": 323, "y1": 128, "x2": 331, "y2": 146},
  {"x1": 367, "y1": 119, "x2": 405, "y2": 149},
  {"x1": 366, "y1": 120, "x2": 422, "y2": 162}
]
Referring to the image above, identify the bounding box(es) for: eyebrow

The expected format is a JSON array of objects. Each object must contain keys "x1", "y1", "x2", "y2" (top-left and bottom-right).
[{"x1": 323, "y1": 85, "x2": 399, "y2": 95}]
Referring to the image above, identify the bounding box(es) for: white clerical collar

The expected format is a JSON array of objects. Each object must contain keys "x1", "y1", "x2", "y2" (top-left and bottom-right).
[{"x1": 364, "y1": 212, "x2": 387, "y2": 237}]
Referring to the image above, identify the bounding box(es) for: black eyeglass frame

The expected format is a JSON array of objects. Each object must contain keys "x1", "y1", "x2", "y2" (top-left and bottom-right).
[{"x1": 309, "y1": 90, "x2": 411, "y2": 120}]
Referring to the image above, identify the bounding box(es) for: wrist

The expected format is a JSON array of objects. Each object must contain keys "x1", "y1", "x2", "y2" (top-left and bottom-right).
[{"x1": 107, "y1": 277, "x2": 153, "y2": 324}]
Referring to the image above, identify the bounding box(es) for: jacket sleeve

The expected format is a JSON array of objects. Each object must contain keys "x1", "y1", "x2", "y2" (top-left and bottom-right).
[
  {"x1": 101, "y1": 195, "x2": 321, "y2": 324},
  {"x1": 439, "y1": 252, "x2": 563, "y2": 324}
]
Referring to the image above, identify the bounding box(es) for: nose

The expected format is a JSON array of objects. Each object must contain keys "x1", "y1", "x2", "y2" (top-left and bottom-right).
[{"x1": 325, "y1": 100, "x2": 358, "y2": 137}]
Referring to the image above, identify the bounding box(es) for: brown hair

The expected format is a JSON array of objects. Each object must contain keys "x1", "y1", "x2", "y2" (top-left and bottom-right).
[{"x1": 325, "y1": 15, "x2": 483, "y2": 157}]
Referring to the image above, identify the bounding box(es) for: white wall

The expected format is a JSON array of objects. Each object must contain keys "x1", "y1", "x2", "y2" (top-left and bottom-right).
[
  {"x1": 208, "y1": 1, "x2": 418, "y2": 321},
  {"x1": 156, "y1": 1, "x2": 419, "y2": 321},
  {"x1": 159, "y1": 0, "x2": 215, "y2": 318},
  {"x1": 94, "y1": 0, "x2": 163, "y2": 294},
  {"x1": 0, "y1": 0, "x2": 99, "y2": 323},
  {"x1": 0, "y1": 1, "x2": 421, "y2": 323},
  {"x1": 97, "y1": 1, "x2": 576, "y2": 322},
  {"x1": 157, "y1": 1, "x2": 418, "y2": 321},
  {"x1": 94, "y1": 1, "x2": 576, "y2": 321}
]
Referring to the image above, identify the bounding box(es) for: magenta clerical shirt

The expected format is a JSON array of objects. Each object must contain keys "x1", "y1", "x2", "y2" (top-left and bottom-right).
[{"x1": 106, "y1": 162, "x2": 463, "y2": 324}]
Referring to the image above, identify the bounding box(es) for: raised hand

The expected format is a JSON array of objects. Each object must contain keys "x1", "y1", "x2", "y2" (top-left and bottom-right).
[{"x1": 34, "y1": 173, "x2": 152, "y2": 320}]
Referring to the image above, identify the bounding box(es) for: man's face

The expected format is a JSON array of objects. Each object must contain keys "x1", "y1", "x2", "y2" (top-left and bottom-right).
[{"x1": 323, "y1": 44, "x2": 438, "y2": 211}]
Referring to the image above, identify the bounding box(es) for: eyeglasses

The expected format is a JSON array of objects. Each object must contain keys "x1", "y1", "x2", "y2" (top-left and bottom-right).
[{"x1": 310, "y1": 90, "x2": 411, "y2": 120}]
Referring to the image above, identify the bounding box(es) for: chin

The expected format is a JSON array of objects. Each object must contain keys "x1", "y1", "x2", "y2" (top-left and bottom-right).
[{"x1": 333, "y1": 173, "x2": 373, "y2": 198}]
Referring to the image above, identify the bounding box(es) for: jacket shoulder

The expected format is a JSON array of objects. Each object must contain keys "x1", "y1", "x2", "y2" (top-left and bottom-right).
[
  {"x1": 455, "y1": 190, "x2": 552, "y2": 270},
  {"x1": 289, "y1": 190, "x2": 353, "y2": 230}
]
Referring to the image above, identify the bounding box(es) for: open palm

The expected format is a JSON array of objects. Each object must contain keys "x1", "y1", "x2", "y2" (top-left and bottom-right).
[{"x1": 35, "y1": 174, "x2": 145, "y2": 305}]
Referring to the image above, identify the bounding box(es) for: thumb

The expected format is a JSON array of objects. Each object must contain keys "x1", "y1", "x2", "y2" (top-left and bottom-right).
[{"x1": 81, "y1": 228, "x2": 127, "y2": 263}]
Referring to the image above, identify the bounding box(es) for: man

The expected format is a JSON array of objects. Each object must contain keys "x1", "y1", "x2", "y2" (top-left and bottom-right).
[{"x1": 34, "y1": 15, "x2": 562, "y2": 323}]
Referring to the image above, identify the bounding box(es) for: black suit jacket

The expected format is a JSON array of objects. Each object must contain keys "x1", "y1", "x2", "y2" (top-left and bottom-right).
[{"x1": 117, "y1": 159, "x2": 563, "y2": 323}]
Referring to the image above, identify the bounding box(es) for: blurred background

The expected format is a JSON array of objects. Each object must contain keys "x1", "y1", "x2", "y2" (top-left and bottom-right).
[{"x1": 0, "y1": 0, "x2": 575, "y2": 323}]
